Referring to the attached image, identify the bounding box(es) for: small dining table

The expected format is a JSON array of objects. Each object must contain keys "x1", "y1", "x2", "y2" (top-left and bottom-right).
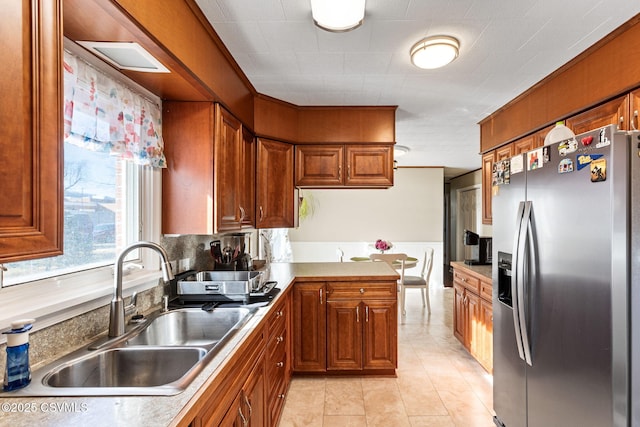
[{"x1": 350, "y1": 256, "x2": 418, "y2": 270}]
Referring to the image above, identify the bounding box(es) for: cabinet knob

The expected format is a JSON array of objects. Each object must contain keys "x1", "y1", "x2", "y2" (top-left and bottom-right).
[
  {"x1": 278, "y1": 394, "x2": 286, "y2": 399},
  {"x1": 359, "y1": 288, "x2": 365, "y2": 294},
  {"x1": 276, "y1": 336, "x2": 284, "y2": 343},
  {"x1": 276, "y1": 361, "x2": 284, "y2": 368},
  {"x1": 276, "y1": 310, "x2": 283, "y2": 317}
]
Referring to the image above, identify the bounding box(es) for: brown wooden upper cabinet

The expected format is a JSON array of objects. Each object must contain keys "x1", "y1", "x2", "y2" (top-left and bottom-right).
[
  {"x1": 295, "y1": 144, "x2": 394, "y2": 188},
  {"x1": 565, "y1": 95, "x2": 628, "y2": 135},
  {"x1": 0, "y1": 0, "x2": 63, "y2": 263},
  {"x1": 256, "y1": 139, "x2": 297, "y2": 229},
  {"x1": 162, "y1": 102, "x2": 256, "y2": 234}
]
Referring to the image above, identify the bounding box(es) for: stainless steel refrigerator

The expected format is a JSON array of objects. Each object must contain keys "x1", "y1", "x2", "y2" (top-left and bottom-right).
[{"x1": 492, "y1": 125, "x2": 640, "y2": 427}]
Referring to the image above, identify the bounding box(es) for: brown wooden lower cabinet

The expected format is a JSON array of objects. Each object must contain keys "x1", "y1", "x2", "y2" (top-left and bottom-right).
[
  {"x1": 452, "y1": 265, "x2": 493, "y2": 373},
  {"x1": 293, "y1": 280, "x2": 397, "y2": 374},
  {"x1": 181, "y1": 290, "x2": 292, "y2": 427}
]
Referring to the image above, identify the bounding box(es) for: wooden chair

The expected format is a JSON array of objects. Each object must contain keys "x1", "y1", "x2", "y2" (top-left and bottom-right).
[
  {"x1": 369, "y1": 253, "x2": 408, "y2": 308},
  {"x1": 400, "y1": 248, "x2": 434, "y2": 315}
]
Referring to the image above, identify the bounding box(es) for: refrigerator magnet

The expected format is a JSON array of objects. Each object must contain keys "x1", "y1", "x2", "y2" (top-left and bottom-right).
[
  {"x1": 577, "y1": 153, "x2": 603, "y2": 171},
  {"x1": 596, "y1": 128, "x2": 611, "y2": 148},
  {"x1": 527, "y1": 148, "x2": 544, "y2": 171},
  {"x1": 590, "y1": 158, "x2": 606, "y2": 182},
  {"x1": 558, "y1": 158, "x2": 573, "y2": 174},
  {"x1": 558, "y1": 138, "x2": 578, "y2": 156},
  {"x1": 511, "y1": 155, "x2": 524, "y2": 174}
]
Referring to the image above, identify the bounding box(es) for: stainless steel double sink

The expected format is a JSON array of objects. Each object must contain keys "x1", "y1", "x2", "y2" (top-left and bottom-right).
[{"x1": 18, "y1": 306, "x2": 258, "y2": 396}]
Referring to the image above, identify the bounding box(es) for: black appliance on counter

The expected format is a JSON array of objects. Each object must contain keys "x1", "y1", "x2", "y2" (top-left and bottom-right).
[{"x1": 463, "y1": 230, "x2": 492, "y2": 265}]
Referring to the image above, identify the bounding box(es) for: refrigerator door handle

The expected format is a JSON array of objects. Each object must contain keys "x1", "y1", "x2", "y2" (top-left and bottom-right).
[
  {"x1": 511, "y1": 201, "x2": 526, "y2": 361},
  {"x1": 518, "y1": 201, "x2": 534, "y2": 366}
]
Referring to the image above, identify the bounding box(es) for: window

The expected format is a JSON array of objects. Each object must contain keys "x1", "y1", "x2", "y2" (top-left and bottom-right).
[
  {"x1": 2, "y1": 145, "x2": 140, "y2": 286},
  {"x1": 0, "y1": 40, "x2": 164, "y2": 335},
  {"x1": 1, "y1": 40, "x2": 162, "y2": 288}
]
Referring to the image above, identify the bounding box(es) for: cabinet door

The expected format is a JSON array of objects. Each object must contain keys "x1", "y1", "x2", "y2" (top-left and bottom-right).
[
  {"x1": 363, "y1": 300, "x2": 397, "y2": 370},
  {"x1": 295, "y1": 145, "x2": 344, "y2": 187},
  {"x1": 256, "y1": 138, "x2": 297, "y2": 229},
  {"x1": 215, "y1": 104, "x2": 243, "y2": 232},
  {"x1": 218, "y1": 393, "x2": 243, "y2": 427},
  {"x1": 566, "y1": 95, "x2": 628, "y2": 134},
  {"x1": 240, "y1": 127, "x2": 256, "y2": 228},
  {"x1": 466, "y1": 291, "x2": 481, "y2": 357},
  {"x1": 327, "y1": 300, "x2": 362, "y2": 370},
  {"x1": 495, "y1": 144, "x2": 513, "y2": 161},
  {"x1": 481, "y1": 151, "x2": 495, "y2": 225},
  {"x1": 0, "y1": 0, "x2": 63, "y2": 262},
  {"x1": 630, "y1": 89, "x2": 640, "y2": 131},
  {"x1": 162, "y1": 102, "x2": 215, "y2": 235},
  {"x1": 345, "y1": 145, "x2": 393, "y2": 187},
  {"x1": 480, "y1": 299, "x2": 493, "y2": 373},
  {"x1": 243, "y1": 355, "x2": 266, "y2": 427},
  {"x1": 453, "y1": 282, "x2": 466, "y2": 344},
  {"x1": 292, "y1": 282, "x2": 326, "y2": 372}
]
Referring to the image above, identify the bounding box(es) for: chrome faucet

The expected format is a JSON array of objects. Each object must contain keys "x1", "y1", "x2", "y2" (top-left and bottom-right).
[{"x1": 109, "y1": 241, "x2": 174, "y2": 337}]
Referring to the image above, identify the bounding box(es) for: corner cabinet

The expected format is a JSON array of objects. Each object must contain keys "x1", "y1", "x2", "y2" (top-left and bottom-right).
[
  {"x1": 292, "y1": 280, "x2": 397, "y2": 375},
  {"x1": 162, "y1": 102, "x2": 256, "y2": 234},
  {"x1": 295, "y1": 144, "x2": 394, "y2": 188},
  {"x1": 256, "y1": 138, "x2": 297, "y2": 229},
  {"x1": 0, "y1": 0, "x2": 63, "y2": 263},
  {"x1": 452, "y1": 264, "x2": 492, "y2": 373}
]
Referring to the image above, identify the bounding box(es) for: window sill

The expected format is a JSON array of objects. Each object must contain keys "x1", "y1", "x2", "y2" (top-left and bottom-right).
[{"x1": 0, "y1": 267, "x2": 163, "y2": 343}]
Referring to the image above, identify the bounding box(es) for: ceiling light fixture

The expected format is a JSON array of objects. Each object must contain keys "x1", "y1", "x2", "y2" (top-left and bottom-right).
[
  {"x1": 394, "y1": 145, "x2": 410, "y2": 157},
  {"x1": 410, "y1": 36, "x2": 460, "y2": 69},
  {"x1": 311, "y1": 0, "x2": 366, "y2": 32}
]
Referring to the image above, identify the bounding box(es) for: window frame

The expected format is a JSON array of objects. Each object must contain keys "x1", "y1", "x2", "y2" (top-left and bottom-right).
[{"x1": 0, "y1": 39, "x2": 166, "y2": 340}]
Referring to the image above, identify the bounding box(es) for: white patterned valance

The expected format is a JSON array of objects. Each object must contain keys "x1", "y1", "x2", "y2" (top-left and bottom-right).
[{"x1": 63, "y1": 51, "x2": 167, "y2": 168}]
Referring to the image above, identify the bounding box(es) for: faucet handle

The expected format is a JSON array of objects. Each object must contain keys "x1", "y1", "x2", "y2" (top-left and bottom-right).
[
  {"x1": 124, "y1": 292, "x2": 138, "y2": 317},
  {"x1": 130, "y1": 291, "x2": 138, "y2": 307}
]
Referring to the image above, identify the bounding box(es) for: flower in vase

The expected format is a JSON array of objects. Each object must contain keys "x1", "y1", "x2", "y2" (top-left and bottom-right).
[{"x1": 374, "y1": 239, "x2": 393, "y2": 252}]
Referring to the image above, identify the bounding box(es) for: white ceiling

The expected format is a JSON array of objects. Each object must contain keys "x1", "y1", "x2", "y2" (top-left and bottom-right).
[{"x1": 195, "y1": 0, "x2": 640, "y2": 179}]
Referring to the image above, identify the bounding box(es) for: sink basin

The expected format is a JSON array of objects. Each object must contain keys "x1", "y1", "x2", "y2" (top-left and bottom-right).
[
  {"x1": 4, "y1": 306, "x2": 258, "y2": 396},
  {"x1": 126, "y1": 307, "x2": 255, "y2": 348},
  {"x1": 44, "y1": 347, "x2": 206, "y2": 389}
]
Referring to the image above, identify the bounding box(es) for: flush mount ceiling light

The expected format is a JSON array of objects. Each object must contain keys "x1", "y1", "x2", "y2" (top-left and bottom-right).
[
  {"x1": 77, "y1": 41, "x2": 169, "y2": 73},
  {"x1": 410, "y1": 36, "x2": 460, "y2": 69},
  {"x1": 311, "y1": 0, "x2": 366, "y2": 32},
  {"x1": 394, "y1": 145, "x2": 410, "y2": 157}
]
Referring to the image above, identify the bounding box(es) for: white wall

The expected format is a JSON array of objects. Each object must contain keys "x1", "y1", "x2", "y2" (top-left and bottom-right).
[{"x1": 288, "y1": 167, "x2": 445, "y2": 286}]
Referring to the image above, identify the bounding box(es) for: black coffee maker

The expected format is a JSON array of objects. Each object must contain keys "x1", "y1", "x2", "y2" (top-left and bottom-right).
[
  {"x1": 463, "y1": 230, "x2": 492, "y2": 265},
  {"x1": 210, "y1": 233, "x2": 253, "y2": 271}
]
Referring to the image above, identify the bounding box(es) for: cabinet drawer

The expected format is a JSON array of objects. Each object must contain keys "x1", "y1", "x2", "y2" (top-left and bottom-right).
[
  {"x1": 327, "y1": 282, "x2": 396, "y2": 300},
  {"x1": 268, "y1": 372, "x2": 288, "y2": 425},
  {"x1": 268, "y1": 319, "x2": 287, "y2": 356},
  {"x1": 267, "y1": 348, "x2": 287, "y2": 394},
  {"x1": 268, "y1": 298, "x2": 288, "y2": 331},
  {"x1": 480, "y1": 280, "x2": 492, "y2": 301},
  {"x1": 453, "y1": 269, "x2": 480, "y2": 294}
]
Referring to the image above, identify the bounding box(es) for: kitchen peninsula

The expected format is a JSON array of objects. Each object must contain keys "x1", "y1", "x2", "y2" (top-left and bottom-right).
[{"x1": 0, "y1": 262, "x2": 398, "y2": 427}]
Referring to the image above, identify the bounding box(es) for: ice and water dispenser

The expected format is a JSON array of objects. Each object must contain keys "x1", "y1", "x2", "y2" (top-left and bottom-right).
[{"x1": 497, "y1": 252, "x2": 512, "y2": 307}]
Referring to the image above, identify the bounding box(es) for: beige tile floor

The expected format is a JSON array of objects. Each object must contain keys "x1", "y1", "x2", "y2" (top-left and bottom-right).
[{"x1": 279, "y1": 285, "x2": 495, "y2": 427}]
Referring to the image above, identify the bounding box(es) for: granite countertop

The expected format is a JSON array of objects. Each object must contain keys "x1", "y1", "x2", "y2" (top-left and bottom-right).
[
  {"x1": 0, "y1": 261, "x2": 396, "y2": 427},
  {"x1": 450, "y1": 261, "x2": 492, "y2": 281}
]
